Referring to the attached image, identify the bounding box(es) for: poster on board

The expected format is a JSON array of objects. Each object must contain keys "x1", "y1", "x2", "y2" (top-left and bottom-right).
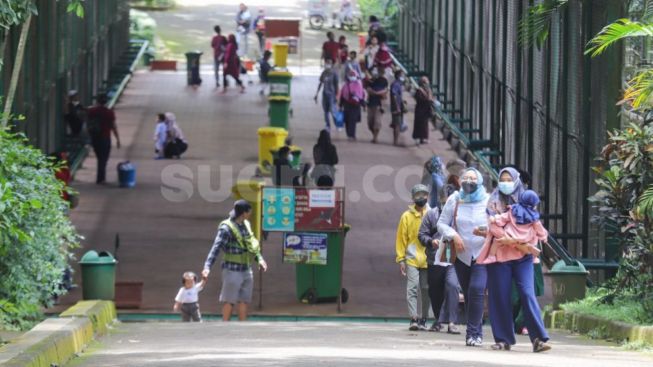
[{"x1": 283, "y1": 232, "x2": 328, "y2": 265}]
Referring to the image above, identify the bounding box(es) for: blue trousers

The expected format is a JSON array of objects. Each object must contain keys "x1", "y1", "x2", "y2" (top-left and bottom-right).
[
  {"x1": 322, "y1": 93, "x2": 337, "y2": 128},
  {"x1": 454, "y1": 259, "x2": 487, "y2": 339},
  {"x1": 487, "y1": 255, "x2": 549, "y2": 345}
]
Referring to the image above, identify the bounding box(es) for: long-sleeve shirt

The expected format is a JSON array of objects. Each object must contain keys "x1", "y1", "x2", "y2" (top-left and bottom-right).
[
  {"x1": 418, "y1": 207, "x2": 452, "y2": 267},
  {"x1": 203, "y1": 219, "x2": 263, "y2": 272},
  {"x1": 477, "y1": 211, "x2": 548, "y2": 264},
  {"x1": 395, "y1": 205, "x2": 428, "y2": 269},
  {"x1": 437, "y1": 192, "x2": 489, "y2": 266}
]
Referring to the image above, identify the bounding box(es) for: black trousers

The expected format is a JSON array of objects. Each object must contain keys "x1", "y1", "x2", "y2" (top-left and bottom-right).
[
  {"x1": 92, "y1": 137, "x2": 111, "y2": 183},
  {"x1": 427, "y1": 264, "x2": 460, "y2": 324}
]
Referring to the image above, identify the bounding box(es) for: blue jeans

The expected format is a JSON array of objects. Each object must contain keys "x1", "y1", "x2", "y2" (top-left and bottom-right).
[
  {"x1": 322, "y1": 93, "x2": 336, "y2": 128},
  {"x1": 454, "y1": 259, "x2": 487, "y2": 339},
  {"x1": 487, "y1": 255, "x2": 549, "y2": 345}
]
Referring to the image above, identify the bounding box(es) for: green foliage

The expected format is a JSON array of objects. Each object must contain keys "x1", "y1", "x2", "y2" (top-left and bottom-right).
[
  {"x1": 130, "y1": 9, "x2": 157, "y2": 44},
  {"x1": 0, "y1": 127, "x2": 80, "y2": 330},
  {"x1": 561, "y1": 288, "x2": 653, "y2": 325},
  {"x1": 586, "y1": 19, "x2": 653, "y2": 57},
  {"x1": 358, "y1": 0, "x2": 398, "y2": 36},
  {"x1": 518, "y1": 0, "x2": 568, "y2": 48},
  {"x1": 589, "y1": 123, "x2": 653, "y2": 318},
  {"x1": 0, "y1": 0, "x2": 83, "y2": 29}
]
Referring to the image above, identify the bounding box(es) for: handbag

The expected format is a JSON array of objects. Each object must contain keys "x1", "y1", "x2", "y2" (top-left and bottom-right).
[
  {"x1": 440, "y1": 199, "x2": 460, "y2": 264},
  {"x1": 334, "y1": 110, "x2": 344, "y2": 128}
]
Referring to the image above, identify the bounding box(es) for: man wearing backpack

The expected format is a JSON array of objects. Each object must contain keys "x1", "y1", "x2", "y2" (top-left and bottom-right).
[
  {"x1": 87, "y1": 94, "x2": 120, "y2": 184},
  {"x1": 202, "y1": 200, "x2": 268, "y2": 321}
]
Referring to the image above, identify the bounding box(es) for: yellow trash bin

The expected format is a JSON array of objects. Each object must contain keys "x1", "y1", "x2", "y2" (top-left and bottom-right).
[
  {"x1": 231, "y1": 180, "x2": 264, "y2": 240},
  {"x1": 273, "y1": 43, "x2": 289, "y2": 68},
  {"x1": 258, "y1": 126, "x2": 288, "y2": 175}
]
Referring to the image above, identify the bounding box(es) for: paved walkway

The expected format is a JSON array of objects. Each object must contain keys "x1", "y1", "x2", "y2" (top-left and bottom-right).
[{"x1": 66, "y1": 321, "x2": 653, "y2": 367}]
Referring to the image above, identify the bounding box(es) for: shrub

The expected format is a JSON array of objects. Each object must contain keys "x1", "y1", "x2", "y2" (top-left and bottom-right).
[{"x1": 0, "y1": 128, "x2": 80, "y2": 330}]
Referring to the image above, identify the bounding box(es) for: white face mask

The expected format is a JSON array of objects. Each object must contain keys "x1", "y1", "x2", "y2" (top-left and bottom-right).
[
  {"x1": 498, "y1": 181, "x2": 515, "y2": 195},
  {"x1": 348, "y1": 76, "x2": 357, "y2": 82},
  {"x1": 72, "y1": 101, "x2": 80, "y2": 106},
  {"x1": 325, "y1": 64, "x2": 333, "y2": 70},
  {"x1": 371, "y1": 70, "x2": 379, "y2": 77},
  {"x1": 399, "y1": 77, "x2": 405, "y2": 82}
]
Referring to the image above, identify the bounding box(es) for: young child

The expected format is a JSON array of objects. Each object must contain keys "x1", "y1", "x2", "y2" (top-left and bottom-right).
[
  {"x1": 259, "y1": 50, "x2": 272, "y2": 95},
  {"x1": 478, "y1": 190, "x2": 547, "y2": 264},
  {"x1": 344, "y1": 50, "x2": 362, "y2": 79},
  {"x1": 153, "y1": 113, "x2": 167, "y2": 159},
  {"x1": 173, "y1": 271, "x2": 207, "y2": 322}
]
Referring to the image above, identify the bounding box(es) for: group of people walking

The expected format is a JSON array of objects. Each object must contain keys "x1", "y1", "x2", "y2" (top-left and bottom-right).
[
  {"x1": 396, "y1": 161, "x2": 551, "y2": 353},
  {"x1": 315, "y1": 21, "x2": 437, "y2": 146}
]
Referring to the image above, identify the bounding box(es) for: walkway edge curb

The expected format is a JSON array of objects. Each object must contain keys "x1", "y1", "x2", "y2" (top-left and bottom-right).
[
  {"x1": 0, "y1": 301, "x2": 116, "y2": 367},
  {"x1": 545, "y1": 309, "x2": 653, "y2": 345}
]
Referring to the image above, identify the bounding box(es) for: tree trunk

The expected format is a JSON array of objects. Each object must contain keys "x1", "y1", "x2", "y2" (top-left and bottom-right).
[{"x1": 1, "y1": 13, "x2": 32, "y2": 127}]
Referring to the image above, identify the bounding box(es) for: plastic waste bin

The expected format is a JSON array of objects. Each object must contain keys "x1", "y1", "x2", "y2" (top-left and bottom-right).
[
  {"x1": 545, "y1": 260, "x2": 589, "y2": 309},
  {"x1": 143, "y1": 48, "x2": 155, "y2": 66},
  {"x1": 273, "y1": 43, "x2": 289, "y2": 68},
  {"x1": 185, "y1": 51, "x2": 203, "y2": 85},
  {"x1": 296, "y1": 227, "x2": 349, "y2": 304},
  {"x1": 268, "y1": 71, "x2": 292, "y2": 98},
  {"x1": 258, "y1": 127, "x2": 288, "y2": 175},
  {"x1": 79, "y1": 250, "x2": 117, "y2": 300},
  {"x1": 269, "y1": 96, "x2": 291, "y2": 129},
  {"x1": 117, "y1": 161, "x2": 136, "y2": 188},
  {"x1": 270, "y1": 145, "x2": 302, "y2": 170},
  {"x1": 231, "y1": 180, "x2": 264, "y2": 240}
]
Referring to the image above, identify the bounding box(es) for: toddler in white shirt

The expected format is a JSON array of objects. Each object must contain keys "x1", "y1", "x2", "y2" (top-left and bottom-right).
[{"x1": 173, "y1": 271, "x2": 207, "y2": 322}]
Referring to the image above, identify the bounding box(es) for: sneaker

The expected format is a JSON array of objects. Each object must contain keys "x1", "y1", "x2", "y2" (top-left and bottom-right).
[
  {"x1": 466, "y1": 336, "x2": 482, "y2": 347},
  {"x1": 418, "y1": 318, "x2": 428, "y2": 331},
  {"x1": 409, "y1": 318, "x2": 419, "y2": 331},
  {"x1": 429, "y1": 322, "x2": 442, "y2": 332},
  {"x1": 532, "y1": 338, "x2": 551, "y2": 353}
]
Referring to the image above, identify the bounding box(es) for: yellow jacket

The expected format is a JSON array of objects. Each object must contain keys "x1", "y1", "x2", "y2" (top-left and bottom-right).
[{"x1": 395, "y1": 204, "x2": 428, "y2": 269}]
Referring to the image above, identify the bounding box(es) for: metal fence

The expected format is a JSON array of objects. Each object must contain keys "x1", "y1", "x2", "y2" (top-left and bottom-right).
[
  {"x1": 0, "y1": 0, "x2": 130, "y2": 154},
  {"x1": 395, "y1": 0, "x2": 625, "y2": 261}
]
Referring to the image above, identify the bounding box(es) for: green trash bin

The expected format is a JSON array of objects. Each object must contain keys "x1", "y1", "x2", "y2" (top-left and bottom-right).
[
  {"x1": 269, "y1": 96, "x2": 291, "y2": 129},
  {"x1": 185, "y1": 51, "x2": 203, "y2": 86},
  {"x1": 268, "y1": 70, "x2": 292, "y2": 98},
  {"x1": 79, "y1": 250, "x2": 117, "y2": 300},
  {"x1": 296, "y1": 228, "x2": 349, "y2": 304},
  {"x1": 546, "y1": 260, "x2": 589, "y2": 309},
  {"x1": 270, "y1": 145, "x2": 302, "y2": 169}
]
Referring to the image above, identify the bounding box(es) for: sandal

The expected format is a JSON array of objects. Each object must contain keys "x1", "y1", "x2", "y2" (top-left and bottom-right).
[
  {"x1": 447, "y1": 323, "x2": 461, "y2": 335},
  {"x1": 532, "y1": 338, "x2": 551, "y2": 353},
  {"x1": 491, "y1": 342, "x2": 511, "y2": 351},
  {"x1": 429, "y1": 322, "x2": 442, "y2": 332}
]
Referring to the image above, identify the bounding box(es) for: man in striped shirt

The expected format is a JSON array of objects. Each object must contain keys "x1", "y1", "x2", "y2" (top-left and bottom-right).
[{"x1": 202, "y1": 200, "x2": 268, "y2": 321}]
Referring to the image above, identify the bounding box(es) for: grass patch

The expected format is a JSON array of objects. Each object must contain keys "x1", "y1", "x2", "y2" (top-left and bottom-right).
[
  {"x1": 560, "y1": 289, "x2": 653, "y2": 326},
  {"x1": 622, "y1": 340, "x2": 653, "y2": 353}
]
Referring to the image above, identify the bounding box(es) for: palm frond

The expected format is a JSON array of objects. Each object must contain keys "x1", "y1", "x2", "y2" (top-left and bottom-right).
[
  {"x1": 637, "y1": 185, "x2": 653, "y2": 220},
  {"x1": 518, "y1": 0, "x2": 568, "y2": 48},
  {"x1": 586, "y1": 19, "x2": 653, "y2": 57},
  {"x1": 643, "y1": 0, "x2": 653, "y2": 22},
  {"x1": 622, "y1": 69, "x2": 653, "y2": 107}
]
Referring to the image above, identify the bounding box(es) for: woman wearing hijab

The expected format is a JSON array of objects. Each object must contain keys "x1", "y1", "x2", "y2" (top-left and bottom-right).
[
  {"x1": 421, "y1": 155, "x2": 446, "y2": 210},
  {"x1": 312, "y1": 129, "x2": 339, "y2": 186},
  {"x1": 163, "y1": 112, "x2": 188, "y2": 159},
  {"x1": 339, "y1": 69, "x2": 366, "y2": 141},
  {"x1": 484, "y1": 167, "x2": 550, "y2": 352},
  {"x1": 413, "y1": 76, "x2": 434, "y2": 145},
  {"x1": 222, "y1": 34, "x2": 246, "y2": 94},
  {"x1": 437, "y1": 167, "x2": 489, "y2": 347}
]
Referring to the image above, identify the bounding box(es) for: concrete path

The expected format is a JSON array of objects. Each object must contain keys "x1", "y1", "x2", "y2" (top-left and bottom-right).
[
  {"x1": 66, "y1": 321, "x2": 653, "y2": 367},
  {"x1": 51, "y1": 0, "x2": 464, "y2": 317}
]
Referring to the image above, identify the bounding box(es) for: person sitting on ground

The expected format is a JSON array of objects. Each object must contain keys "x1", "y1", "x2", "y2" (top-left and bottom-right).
[
  {"x1": 477, "y1": 190, "x2": 547, "y2": 265},
  {"x1": 259, "y1": 50, "x2": 272, "y2": 95},
  {"x1": 153, "y1": 113, "x2": 167, "y2": 159},
  {"x1": 163, "y1": 112, "x2": 188, "y2": 159},
  {"x1": 311, "y1": 129, "x2": 339, "y2": 185},
  {"x1": 173, "y1": 271, "x2": 207, "y2": 322}
]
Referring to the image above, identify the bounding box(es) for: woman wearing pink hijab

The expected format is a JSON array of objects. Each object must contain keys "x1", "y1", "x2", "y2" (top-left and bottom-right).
[{"x1": 339, "y1": 69, "x2": 366, "y2": 141}]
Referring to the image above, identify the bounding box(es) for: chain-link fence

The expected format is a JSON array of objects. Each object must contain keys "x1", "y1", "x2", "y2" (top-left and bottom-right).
[{"x1": 396, "y1": 0, "x2": 625, "y2": 261}]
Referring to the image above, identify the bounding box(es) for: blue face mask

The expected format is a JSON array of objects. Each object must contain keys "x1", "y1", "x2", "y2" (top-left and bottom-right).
[{"x1": 498, "y1": 182, "x2": 515, "y2": 195}]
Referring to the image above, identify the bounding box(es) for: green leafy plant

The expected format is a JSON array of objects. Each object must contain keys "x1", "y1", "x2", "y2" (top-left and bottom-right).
[
  {"x1": 589, "y1": 123, "x2": 653, "y2": 319},
  {"x1": 0, "y1": 125, "x2": 80, "y2": 330},
  {"x1": 518, "y1": 0, "x2": 568, "y2": 48}
]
